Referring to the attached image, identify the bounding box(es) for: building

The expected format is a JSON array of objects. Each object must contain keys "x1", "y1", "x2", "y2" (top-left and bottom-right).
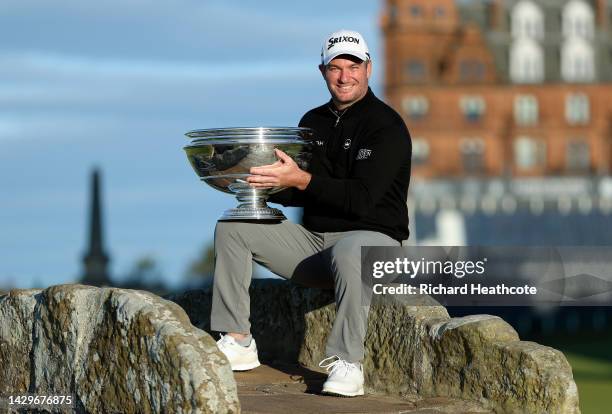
[
  {"x1": 381, "y1": 1, "x2": 612, "y2": 335},
  {"x1": 381, "y1": 0, "x2": 612, "y2": 178}
]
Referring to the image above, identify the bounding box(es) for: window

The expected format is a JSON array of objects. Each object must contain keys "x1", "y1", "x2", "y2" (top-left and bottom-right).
[
  {"x1": 562, "y1": 0, "x2": 594, "y2": 39},
  {"x1": 514, "y1": 95, "x2": 539, "y2": 126},
  {"x1": 410, "y1": 5, "x2": 423, "y2": 17},
  {"x1": 514, "y1": 136, "x2": 546, "y2": 169},
  {"x1": 412, "y1": 138, "x2": 430, "y2": 165},
  {"x1": 511, "y1": 0, "x2": 544, "y2": 40},
  {"x1": 434, "y1": 6, "x2": 446, "y2": 18},
  {"x1": 389, "y1": 4, "x2": 398, "y2": 22},
  {"x1": 510, "y1": 38, "x2": 544, "y2": 83},
  {"x1": 565, "y1": 93, "x2": 590, "y2": 125},
  {"x1": 459, "y1": 60, "x2": 485, "y2": 81},
  {"x1": 561, "y1": 37, "x2": 595, "y2": 82},
  {"x1": 405, "y1": 60, "x2": 426, "y2": 80},
  {"x1": 402, "y1": 95, "x2": 429, "y2": 119},
  {"x1": 566, "y1": 140, "x2": 590, "y2": 173},
  {"x1": 460, "y1": 96, "x2": 486, "y2": 122},
  {"x1": 460, "y1": 138, "x2": 485, "y2": 174}
]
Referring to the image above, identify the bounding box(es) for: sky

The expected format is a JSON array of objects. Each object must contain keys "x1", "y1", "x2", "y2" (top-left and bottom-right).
[{"x1": 0, "y1": 0, "x2": 384, "y2": 290}]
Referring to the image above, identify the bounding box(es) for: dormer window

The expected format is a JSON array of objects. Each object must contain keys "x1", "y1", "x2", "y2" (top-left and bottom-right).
[
  {"x1": 562, "y1": 0, "x2": 595, "y2": 39},
  {"x1": 511, "y1": 0, "x2": 545, "y2": 40},
  {"x1": 561, "y1": 37, "x2": 595, "y2": 82},
  {"x1": 510, "y1": 38, "x2": 544, "y2": 83}
]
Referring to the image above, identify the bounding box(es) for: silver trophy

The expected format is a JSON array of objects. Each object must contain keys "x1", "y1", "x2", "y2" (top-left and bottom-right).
[{"x1": 183, "y1": 127, "x2": 314, "y2": 221}]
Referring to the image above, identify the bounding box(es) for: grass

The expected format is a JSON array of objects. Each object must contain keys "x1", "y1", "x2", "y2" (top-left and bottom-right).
[{"x1": 532, "y1": 331, "x2": 612, "y2": 414}]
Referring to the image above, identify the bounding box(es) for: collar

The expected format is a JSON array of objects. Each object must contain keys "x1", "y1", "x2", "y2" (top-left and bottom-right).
[{"x1": 328, "y1": 87, "x2": 375, "y2": 120}]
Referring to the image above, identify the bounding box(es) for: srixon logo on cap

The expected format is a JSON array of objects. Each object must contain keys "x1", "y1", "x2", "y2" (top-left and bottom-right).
[{"x1": 327, "y1": 35, "x2": 360, "y2": 50}]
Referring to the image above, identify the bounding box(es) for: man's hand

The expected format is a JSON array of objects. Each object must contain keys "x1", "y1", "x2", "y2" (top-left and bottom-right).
[{"x1": 247, "y1": 149, "x2": 311, "y2": 190}]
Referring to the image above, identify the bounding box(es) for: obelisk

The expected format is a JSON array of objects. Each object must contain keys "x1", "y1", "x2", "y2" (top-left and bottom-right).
[{"x1": 81, "y1": 168, "x2": 111, "y2": 286}]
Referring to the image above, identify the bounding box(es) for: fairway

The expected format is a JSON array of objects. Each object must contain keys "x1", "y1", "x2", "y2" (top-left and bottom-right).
[{"x1": 536, "y1": 332, "x2": 612, "y2": 414}]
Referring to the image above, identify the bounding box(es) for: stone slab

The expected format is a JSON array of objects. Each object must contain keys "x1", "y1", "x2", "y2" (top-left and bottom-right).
[{"x1": 235, "y1": 364, "x2": 492, "y2": 414}]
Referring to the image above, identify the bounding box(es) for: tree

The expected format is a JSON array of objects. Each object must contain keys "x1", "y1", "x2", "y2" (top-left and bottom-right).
[
  {"x1": 185, "y1": 240, "x2": 269, "y2": 286},
  {"x1": 185, "y1": 242, "x2": 215, "y2": 282},
  {"x1": 125, "y1": 255, "x2": 165, "y2": 288}
]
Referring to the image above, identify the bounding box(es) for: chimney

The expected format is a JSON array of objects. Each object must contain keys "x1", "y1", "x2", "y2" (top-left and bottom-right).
[
  {"x1": 596, "y1": 0, "x2": 609, "y2": 29},
  {"x1": 488, "y1": 0, "x2": 505, "y2": 31}
]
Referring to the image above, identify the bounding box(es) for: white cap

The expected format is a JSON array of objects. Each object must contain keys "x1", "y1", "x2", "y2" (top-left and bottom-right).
[{"x1": 321, "y1": 29, "x2": 370, "y2": 66}]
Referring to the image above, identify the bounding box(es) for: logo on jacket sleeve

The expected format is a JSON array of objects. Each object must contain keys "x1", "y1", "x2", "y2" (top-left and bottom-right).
[
  {"x1": 343, "y1": 138, "x2": 352, "y2": 149},
  {"x1": 356, "y1": 148, "x2": 372, "y2": 160}
]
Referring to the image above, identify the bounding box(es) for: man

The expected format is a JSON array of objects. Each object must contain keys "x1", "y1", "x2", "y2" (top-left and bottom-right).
[{"x1": 212, "y1": 29, "x2": 412, "y2": 397}]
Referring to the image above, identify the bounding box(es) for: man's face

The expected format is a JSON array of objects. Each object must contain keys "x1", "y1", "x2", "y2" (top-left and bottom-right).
[{"x1": 320, "y1": 55, "x2": 372, "y2": 110}]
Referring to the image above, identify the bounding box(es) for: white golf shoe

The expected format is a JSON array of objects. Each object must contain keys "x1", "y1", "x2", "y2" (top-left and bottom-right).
[
  {"x1": 216, "y1": 334, "x2": 261, "y2": 371},
  {"x1": 319, "y1": 355, "x2": 365, "y2": 397}
]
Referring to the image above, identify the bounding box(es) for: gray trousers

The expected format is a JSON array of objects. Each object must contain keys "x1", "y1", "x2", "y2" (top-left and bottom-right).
[{"x1": 211, "y1": 219, "x2": 399, "y2": 362}]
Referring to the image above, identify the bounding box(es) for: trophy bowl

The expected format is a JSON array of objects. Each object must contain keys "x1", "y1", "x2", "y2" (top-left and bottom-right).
[{"x1": 183, "y1": 127, "x2": 315, "y2": 221}]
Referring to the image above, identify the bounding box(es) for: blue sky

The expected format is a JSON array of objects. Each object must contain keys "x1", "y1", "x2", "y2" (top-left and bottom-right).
[{"x1": 0, "y1": 0, "x2": 383, "y2": 289}]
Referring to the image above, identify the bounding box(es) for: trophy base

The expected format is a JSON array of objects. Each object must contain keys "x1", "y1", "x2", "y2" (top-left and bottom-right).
[{"x1": 220, "y1": 207, "x2": 286, "y2": 221}]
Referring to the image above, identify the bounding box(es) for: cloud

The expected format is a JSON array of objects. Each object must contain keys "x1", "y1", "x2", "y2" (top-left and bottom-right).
[
  {"x1": 0, "y1": 50, "x2": 326, "y2": 140},
  {"x1": 0, "y1": 51, "x2": 314, "y2": 83},
  {"x1": 0, "y1": 0, "x2": 386, "y2": 289},
  {"x1": 0, "y1": 47, "x2": 337, "y2": 144},
  {"x1": 0, "y1": 0, "x2": 381, "y2": 140},
  {"x1": 0, "y1": 0, "x2": 377, "y2": 62}
]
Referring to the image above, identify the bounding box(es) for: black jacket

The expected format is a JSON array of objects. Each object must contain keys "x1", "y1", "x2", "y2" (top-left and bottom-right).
[{"x1": 270, "y1": 88, "x2": 412, "y2": 242}]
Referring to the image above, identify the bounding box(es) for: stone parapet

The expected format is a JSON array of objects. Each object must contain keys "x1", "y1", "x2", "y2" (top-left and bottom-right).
[
  {"x1": 0, "y1": 284, "x2": 239, "y2": 414},
  {"x1": 169, "y1": 279, "x2": 580, "y2": 414}
]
